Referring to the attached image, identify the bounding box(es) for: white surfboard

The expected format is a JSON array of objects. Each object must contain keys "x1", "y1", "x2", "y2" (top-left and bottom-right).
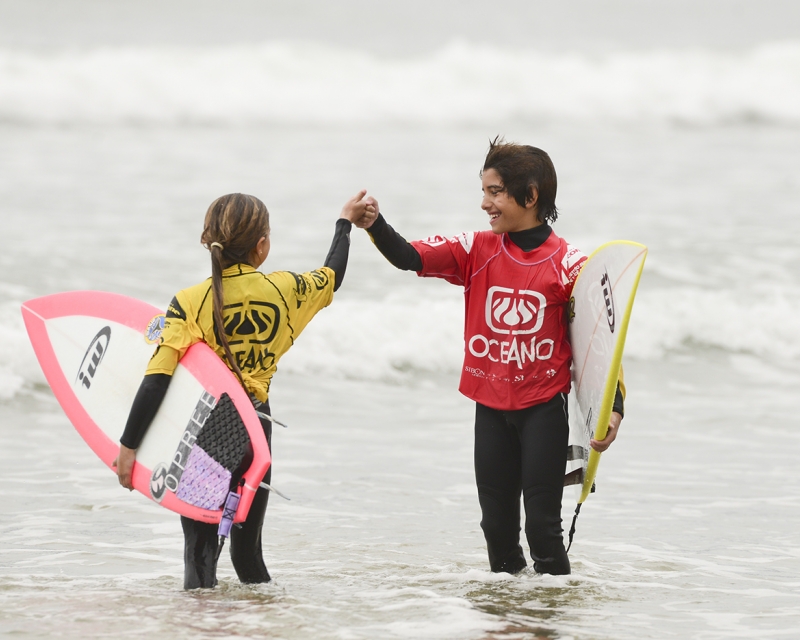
[
  {"x1": 22, "y1": 291, "x2": 271, "y2": 524},
  {"x1": 565, "y1": 241, "x2": 647, "y2": 504}
]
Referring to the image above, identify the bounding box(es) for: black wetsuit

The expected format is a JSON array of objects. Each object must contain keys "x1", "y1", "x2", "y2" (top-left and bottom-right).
[
  {"x1": 368, "y1": 214, "x2": 623, "y2": 575},
  {"x1": 120, "y1": 219, "x2": 352, "y2": 589},
  {"x1": 180, "y1": 402, "x2": 273, "y2": 588}
]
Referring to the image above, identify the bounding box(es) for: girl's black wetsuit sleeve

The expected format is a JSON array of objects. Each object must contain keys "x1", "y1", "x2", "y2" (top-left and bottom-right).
[
  {"x1": 366, "y1": 213, "x2": 423, "y2": 272},
  {"x1": 120, "y1": 219, "x2": 352, "y2": 449},
  {"x1": 119, "y1": 372, "x2": 171, "y2": 449},
  {"x1": 324, "y1": 218, "x2": 353, "y2": 292}
]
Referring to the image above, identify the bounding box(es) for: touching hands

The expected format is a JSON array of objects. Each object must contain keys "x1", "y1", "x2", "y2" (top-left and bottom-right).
[
  {"x1": 112, "y1": 445, "x2": 137, "y2": 491},
  {"x1": 590, "y1": 412, "x2": 622, "y2": 453},
  {"x1": 359, "y1": 196, "x2": 379, "y2": 229},
  {"x1": 340, "y1": 189, "x2": 379, "y2": 228}
]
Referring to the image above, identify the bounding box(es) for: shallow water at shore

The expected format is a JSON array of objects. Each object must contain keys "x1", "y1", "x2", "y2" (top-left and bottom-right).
[
  {"x1": 2, "y1": 26, "x2": 800, "y2": 634},
  {"x1": 2, "y1": 349, "x2": 800, "y2": 639}
]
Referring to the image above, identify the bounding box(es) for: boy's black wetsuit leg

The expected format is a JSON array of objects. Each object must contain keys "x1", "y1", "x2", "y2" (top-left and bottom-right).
[
  {"x1": 474, "y1": 403, "x2": 527, "y2": 574},
  {"x1": 229, "y1": 403, "x2": 273, "y2": 583},
  {"x1": 180, "y1": 402, "x2": 273, "y2": 588},
  {"x1": 474, "y1": 393, "x2": 571, "y2": 576},
  {"x1": 517, "y1": 394, "x2": 571, "y2": 575}
]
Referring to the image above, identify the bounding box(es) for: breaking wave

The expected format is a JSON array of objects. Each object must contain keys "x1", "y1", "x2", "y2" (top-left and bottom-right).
[
  {"x1": 5, "y1": 277, "x2": 800, "y2": 402},
  {"x1": 1, "y1": 40, "x2": 799, "y2": 127}
]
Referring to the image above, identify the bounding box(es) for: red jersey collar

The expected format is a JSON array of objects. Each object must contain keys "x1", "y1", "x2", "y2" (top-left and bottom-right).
[{"x1": 499, "y1": 229, "x2": 560, "y2": 266}]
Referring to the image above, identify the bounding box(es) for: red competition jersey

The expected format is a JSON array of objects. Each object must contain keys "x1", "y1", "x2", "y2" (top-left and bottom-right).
[{"x1": 411, "y1": 229, "x2": 586, "y2": 411}]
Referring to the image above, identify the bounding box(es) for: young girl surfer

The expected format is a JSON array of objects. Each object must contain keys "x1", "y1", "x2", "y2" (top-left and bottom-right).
[
  {"x1": 356, "y1": 140, "x2": 624, "y2": 575},
  {"x1": 114, "y1": 191, "x2": 372, "y2": 588}
]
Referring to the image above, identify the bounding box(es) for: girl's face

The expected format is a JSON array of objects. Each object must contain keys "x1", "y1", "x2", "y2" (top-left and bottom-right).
[{"x1": 481, "y1": 168, "x2": 541, "y2": 234}]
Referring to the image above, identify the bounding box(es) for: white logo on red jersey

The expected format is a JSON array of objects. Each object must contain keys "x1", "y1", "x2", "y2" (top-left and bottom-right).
[
  {"x1": 456, "y1": 231, "x2": 474, "y2": 254},
  {"x1": 420, "y1": 235, "x2": 448, "y2": 247},
  {"x1": 561, "y1": 244, "x2": 586, "y2": 285},
  {"x1": 420, "y1": 232, "x2": 474, "y2": 254},
  {"x1": 485, "y1": 286, "x2": 546, "y2": 335}
]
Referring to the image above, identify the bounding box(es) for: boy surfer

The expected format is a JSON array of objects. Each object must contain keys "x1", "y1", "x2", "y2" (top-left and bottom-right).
[{"x1": 356, "y1": 139, "x2": 623, "y2": 574}]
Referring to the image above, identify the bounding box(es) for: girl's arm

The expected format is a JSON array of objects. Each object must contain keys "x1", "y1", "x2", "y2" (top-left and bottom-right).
[
  {"x1": 326, "y1": 189, "x2": 376, "y2": 290},
  {"x1": 324, "y1": 218, "x2": 353, "y2": 292},
  {"x1": 114, "y1": 372, "x2": 172, "y2": 490},
  {"x1": 119, "y1": 373, "x2": 172, "y2": 449},
  {"x1": 114, "y1": 343, "x2": 181, "y2": 489}
]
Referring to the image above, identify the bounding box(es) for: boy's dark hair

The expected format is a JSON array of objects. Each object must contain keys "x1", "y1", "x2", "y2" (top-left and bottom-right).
[{"x1": 482, "y1": 137, "x2": 559, "y2": 224}]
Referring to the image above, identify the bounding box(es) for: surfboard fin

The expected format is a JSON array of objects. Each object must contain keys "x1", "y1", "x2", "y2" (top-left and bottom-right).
[
  {"x1": 563, "y1": 468, "x2": 584, "y2": 487},
  {"x1": 256, "y1": 410, "x2": 289, "y2": 428},
  {"x1": 260, "y1": 482, "x2": 291, "y2": 501},
  {"x1": 566, "y1": 445, "x2": 585, "y2": 461}
]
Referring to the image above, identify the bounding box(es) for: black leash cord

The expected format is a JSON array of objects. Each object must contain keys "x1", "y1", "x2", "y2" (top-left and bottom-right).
[{"x1": 566, "y1": 503, "x2": 582, "y2": 553}]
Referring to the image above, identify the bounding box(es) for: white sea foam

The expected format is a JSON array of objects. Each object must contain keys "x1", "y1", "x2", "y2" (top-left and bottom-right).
[
  {"x1": 627, "y1": 284, "x2": 800, "y2": 363},
  {"x1": 277, "y1": 280, "x2": 800, "y2": 383},
  {"x1": 1, "y1": 41, "x2": 799, "y2": 127},
  {"x1": 0, "y1": 293, "x2": 44, "y2": 400},
  {"x1": 5, "y1": 279, "x2": 799, "y2": 401}
]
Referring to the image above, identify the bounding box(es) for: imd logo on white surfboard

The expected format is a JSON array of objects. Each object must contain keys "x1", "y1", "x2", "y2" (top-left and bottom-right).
[
  {"x1": 75, "y1": 326, "x2": 111, "y2": 390},
  {"x1": 600, "y1": 269, "x2": 616, "y2": 333}
]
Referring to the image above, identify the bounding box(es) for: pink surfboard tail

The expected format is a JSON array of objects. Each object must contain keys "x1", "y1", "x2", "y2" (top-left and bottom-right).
[{"x1": 22, "y1": 291, "x2": 271, "y2": 524}]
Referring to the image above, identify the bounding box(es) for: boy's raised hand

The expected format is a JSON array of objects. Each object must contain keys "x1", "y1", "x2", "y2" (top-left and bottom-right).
[
  {"x1": 340, "y1": 189, "x2": 378, "y2": 227},
  {"x1": 356, "y1": 196, "x2": 379, "y2": 229}
]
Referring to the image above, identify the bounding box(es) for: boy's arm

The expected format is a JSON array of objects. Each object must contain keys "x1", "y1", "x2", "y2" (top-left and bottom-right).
[
  {"x1": 359, "y1": 197, "x2": 467, "y2": 284},
  {"x1": 366, "y1": 213, "x2": 423, "y2": 272}
]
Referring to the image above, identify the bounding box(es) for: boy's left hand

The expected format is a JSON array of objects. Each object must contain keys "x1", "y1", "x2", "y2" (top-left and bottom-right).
[{"x1": 590, "y1": 412, "x2": 622, "y2": 453}]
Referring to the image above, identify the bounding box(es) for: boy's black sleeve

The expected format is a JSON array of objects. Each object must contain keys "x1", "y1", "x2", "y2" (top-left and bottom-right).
[
  {"x1": 324, "y1": 218, "x2": 352, "y2": 292},
  {"x1": 119, "y1": 373, "x2": 172, "y2": 449},
  {"x1": 366, "y1": 213, "x2": 423, "y2": 272},
  {"x1": 612, "y1": 382, "x2": 624, "y2": 418}
]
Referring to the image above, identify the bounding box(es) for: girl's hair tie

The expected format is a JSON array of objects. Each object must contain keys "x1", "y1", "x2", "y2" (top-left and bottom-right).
[{"x1": 210, "y1": 242, "x2": 224, "y2": 251}]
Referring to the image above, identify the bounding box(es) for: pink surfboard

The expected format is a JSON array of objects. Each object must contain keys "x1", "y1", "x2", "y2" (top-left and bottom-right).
[{"x1": 21, "y1": 291, "x2": 271, "y2": 524}]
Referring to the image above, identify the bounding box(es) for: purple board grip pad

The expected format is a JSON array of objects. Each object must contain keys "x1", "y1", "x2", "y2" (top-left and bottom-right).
[{"x1": 175, "y1": 445, "x2": 231, "y2": 510}]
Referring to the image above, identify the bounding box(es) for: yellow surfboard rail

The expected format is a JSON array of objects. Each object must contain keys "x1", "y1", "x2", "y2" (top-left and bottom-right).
[{"x1": 576, "y1": 240, "x2": 648, "y2": 504}]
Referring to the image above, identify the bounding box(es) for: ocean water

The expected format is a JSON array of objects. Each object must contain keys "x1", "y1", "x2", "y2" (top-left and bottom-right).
[{"x1": 2, "y1": 2, "x2": 800, "y2": 638}]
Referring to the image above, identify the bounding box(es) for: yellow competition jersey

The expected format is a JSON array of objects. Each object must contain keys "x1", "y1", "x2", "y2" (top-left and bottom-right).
[{"x1": 147, "y1": 264, "x2": 336, "y2": 402}]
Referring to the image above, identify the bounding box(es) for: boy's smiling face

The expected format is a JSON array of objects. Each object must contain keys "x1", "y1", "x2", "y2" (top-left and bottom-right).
[{"x1": 480, "y1": 168, "x2": 541, "y2": 234}]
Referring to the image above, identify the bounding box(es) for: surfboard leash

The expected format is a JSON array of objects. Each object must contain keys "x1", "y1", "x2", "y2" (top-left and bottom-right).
[
  {"x1": 567, "y1": 480, "x2": 597, "y2": 552},
  {"x1": 215, "y1": 486, "x2": 243, "y2": 565},
  {"x1": 566, "y1": 503, "x2": 582, "y2": 553}
]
